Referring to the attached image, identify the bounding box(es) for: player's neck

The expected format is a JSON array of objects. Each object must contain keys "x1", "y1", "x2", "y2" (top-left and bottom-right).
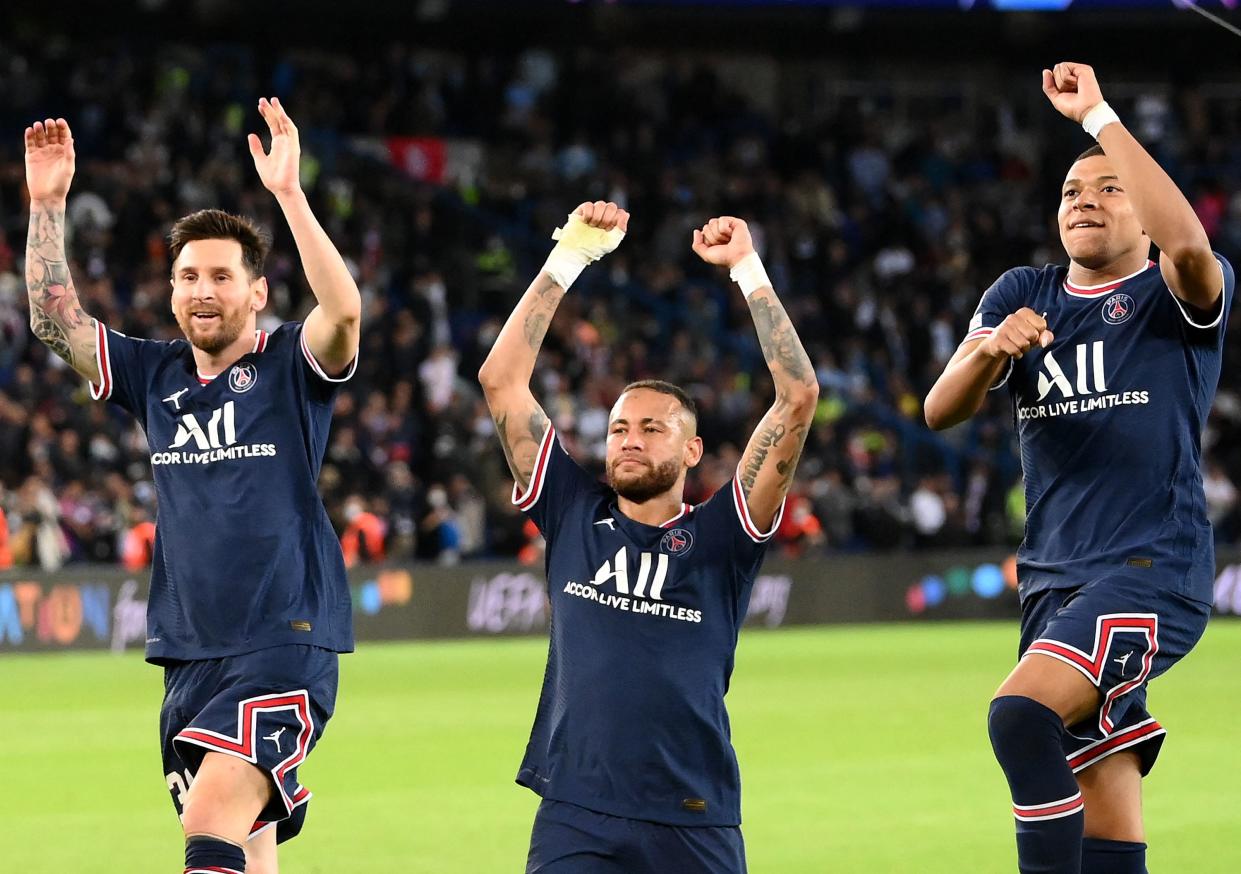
[
  {"x1": 1066, "y1": 251, "x2": 1151, "y2": 288},
  {"x1": 616, "y1": 491, "x2": 686, "y2": 528},
  {"x1": 191, "y1": 329, "x2": 256, "y2": 378}
]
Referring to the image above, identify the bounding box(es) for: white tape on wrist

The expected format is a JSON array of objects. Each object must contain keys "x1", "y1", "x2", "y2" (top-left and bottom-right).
[
  {"x1": 729, "y1": 251, "x2": 772, "y2": 299},
  {"x1": 541, "y1": 213, "x2": 626, "y2": 290},
  {"x1": 1081, "y1": 101, "x2": 1120, "y2": 140}
]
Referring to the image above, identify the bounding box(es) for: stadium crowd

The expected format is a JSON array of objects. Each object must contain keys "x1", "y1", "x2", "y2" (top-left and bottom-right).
[{"x1": 2, "y1": 37, "x2": 1241, "y2": 569}]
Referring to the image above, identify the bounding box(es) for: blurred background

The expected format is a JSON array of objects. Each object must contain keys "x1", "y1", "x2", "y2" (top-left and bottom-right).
[
  {"x1": 2, "y1": 3, "x2": 1241, "y2": 870},
  {"x1": 2, "y1": 1, "x2": 1241, "y2": 574}
]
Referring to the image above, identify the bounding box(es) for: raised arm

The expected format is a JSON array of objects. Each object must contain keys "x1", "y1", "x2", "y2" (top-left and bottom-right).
[
  {"x1": 249, "y1": 97, "x2": 361, "y2": 375},
  {"x1": 1043, "y1": 62, "x2": 1221, "y2": 311},
  {"x1": 692, "y1": 217, "x2": 818, "y2": 531},
  {"x1": 24, "y1": 119, "x2": 99, "y2": 383},
  {"x1": 478, "y1": 201, "x2": 628, "y2": 491}
]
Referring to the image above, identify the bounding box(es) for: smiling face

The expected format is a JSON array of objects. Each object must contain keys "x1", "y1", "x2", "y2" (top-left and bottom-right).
[
  {"x1": 170, "y1": 238, "x2": 267, "y2": 355},
  {"x1": 605, "y1": 388, "x2": 703, "y2": 504},
  {"x1": 1058, "y1": 154, "x2": 1149, "y2": 270}
]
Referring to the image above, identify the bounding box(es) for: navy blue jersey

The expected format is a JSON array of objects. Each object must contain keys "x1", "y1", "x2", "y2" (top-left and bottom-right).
[
  {"x1": 513, "y1": 426, "x2": 784, "y2": 828},
  {"x1": 89, "y1": 321, "x2": 355, "y2": 663},
  {"x1": 966, "y1": 257, "x2": 1234, "y2": 603}
]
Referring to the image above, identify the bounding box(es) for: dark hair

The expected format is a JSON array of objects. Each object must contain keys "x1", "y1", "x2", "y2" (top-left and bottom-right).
[
  {"x1": 621, "y1": 379, "x2": 698, "y2": 424},
  {"x1": 1073, "y1": 143, "x2": 1107, "y2": 164},
  {"x1": 168, "y1": 209, "x2": 271, "y2": 280}
]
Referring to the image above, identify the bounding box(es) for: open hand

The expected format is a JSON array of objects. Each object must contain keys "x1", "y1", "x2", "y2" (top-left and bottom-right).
[
  {"x1": 248, "y1": 97, "x2": 302, "y2": 196},
  {"x1": 24, "y1": 118, "x2": 76, "y2": 203}
]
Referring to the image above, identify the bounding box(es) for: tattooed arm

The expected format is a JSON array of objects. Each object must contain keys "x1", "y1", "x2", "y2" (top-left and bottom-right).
[
  {"x1": 24, "y1": 119, "x2": 99, "y2": 383},
  {"x1": 692, "y1": 217, "x2": 818, "y2": 531},
  {"x1": 478, "y1": 201, "x2": 629, "y2": 491}
]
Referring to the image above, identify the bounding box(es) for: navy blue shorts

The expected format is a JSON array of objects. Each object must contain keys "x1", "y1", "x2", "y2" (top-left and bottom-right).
[
  {"x1": 526, "y1": 799, "x2": 746, "y2": 874},
  {"x1": 160, "y1": 644, "x2": 338, "y2": 844},
  {"x1": 1019, "y1": 574, "x2": 1211, "y2": 776}
]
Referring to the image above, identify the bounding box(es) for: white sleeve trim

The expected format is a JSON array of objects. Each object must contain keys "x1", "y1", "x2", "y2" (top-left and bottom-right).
[
  {"x1": 299, "y1": 326, "x2": 359, "y2": 383},
  {"x1": 512, "y1": 424, "x2": 556, "y2": 512},
  {"x1": 731, "y1": 470, "x2": 787, "y2": 543},
  {"x1": 88, "y1": 320, "x2": 113, "y2": 401},
  {"x1": 1167, "y1": 257, "x2": 1228, "y2": 330}
]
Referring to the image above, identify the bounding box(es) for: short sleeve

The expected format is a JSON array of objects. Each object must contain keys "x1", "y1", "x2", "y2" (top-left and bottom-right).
[
  {"x1": 88, "y1": 322, "x2": 167, "y2": 423},
  {"x1": 692, "y1": 472, "x2": 785, "y2": 580},
  {"x1": 297, "y1": 322, "x2": 359, "y2": 384},
  {"x1": 512, "y1": 425, "x2": 604, "y2": 542},
  {"x1": 1167, "y1": 253, "x2": 1234, "y2": 338},
  {"x1": 962, "y1": 268, "x2": 1034, "y2": 390}
]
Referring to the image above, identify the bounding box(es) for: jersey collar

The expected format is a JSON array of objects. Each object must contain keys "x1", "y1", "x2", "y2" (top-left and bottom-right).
[
  {"x1": 1064, "y1": 259, "x2": 1156, "y2": 298},
  {"x1": 192, "y1": 330, "x2": 269, "y2": 385}
]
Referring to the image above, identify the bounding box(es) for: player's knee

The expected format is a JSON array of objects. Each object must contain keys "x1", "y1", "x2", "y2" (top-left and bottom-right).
[{"x1": 988, "y1": 694, "x2": 1063, "y2": 764}]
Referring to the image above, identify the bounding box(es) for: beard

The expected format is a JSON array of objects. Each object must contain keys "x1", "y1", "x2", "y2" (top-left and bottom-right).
[
  {"x1": 606, "y1": 457, "x2": 682, "y2": 503},
  {"x1": 175, "y1": 307, "x2": 250, "y2": 355}
]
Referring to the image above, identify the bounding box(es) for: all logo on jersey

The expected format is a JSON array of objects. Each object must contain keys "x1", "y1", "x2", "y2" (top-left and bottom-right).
[
  {"x1": 561, "y1": 545, "x2": 703, "y2": 624},
  {"x1": 1102, "y1": 293, "x2": 1134, "y2": 325},
  {"x1": 171, "y1": 401, "x2": 238, "y2": 450},
  {"x1": 660, "y1": 528, "x2": 694, "y2": 556},
  {"x1": 152, "y1": 400, "x2": 277, "y2": 466},
  {"x1": 1019, "y1": 341, "x2": 1149, "y2": 421},
  {"x1": 1035, "y1": 342, "x2": 1106, "y2": 402},
  {"x1": 229, "y1": 362, "x2": 258, "y2": 393}
]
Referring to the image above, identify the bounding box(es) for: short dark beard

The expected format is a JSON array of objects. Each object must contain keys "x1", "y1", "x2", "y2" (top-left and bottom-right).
[
  {"x1": 176, "y1": 307, "x2": 250, "y2": 355},
  {"x1": 607, "y1": 457, "x2": 682, "y2": 503}
]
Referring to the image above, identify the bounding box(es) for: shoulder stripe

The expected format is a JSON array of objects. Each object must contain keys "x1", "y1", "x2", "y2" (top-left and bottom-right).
[
  {"x1": 513, "y1": 425, "x2": 556, "y2": 512},
  {"x1": 731, "y1": 472, "x2": 786, "y2": 543},
  {"x1": 88, "y1": 320, "x2": 113, "y2": 401}
]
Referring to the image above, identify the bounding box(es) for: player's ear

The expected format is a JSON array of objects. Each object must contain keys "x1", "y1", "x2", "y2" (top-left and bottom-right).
[
  {"x1": 683, "y1": 435, "x2": 703, "y2": 469},
  {"x1": 252, "y1": 275, "x2": 269, "y2": 312}
]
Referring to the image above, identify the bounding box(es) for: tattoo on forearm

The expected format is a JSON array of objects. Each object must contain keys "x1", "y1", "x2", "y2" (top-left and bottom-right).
[
  {"x1": 740, "y1": 423, "x2": 786, "y2": 496},
  {"x1": 521, "y1": 277, "x2": 564, "y2": 351},
  {"x1": 748, "y1": 293, "x2": 814, "y2": 387},
  {"x1": 26, "y1": 203, "x2": 96, "y2": 370}
]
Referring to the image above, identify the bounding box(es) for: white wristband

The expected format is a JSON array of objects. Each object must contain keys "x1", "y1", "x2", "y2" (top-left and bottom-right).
[
  {"x1": 729, "y1": 251, "x2": 772, "y2": 299},
  {"x1": 1081, "y1": 101, "x2": 1120, "y2": 140},
  {"x1": 541, "y1": 213, "x2": 626, "y2": 291}
]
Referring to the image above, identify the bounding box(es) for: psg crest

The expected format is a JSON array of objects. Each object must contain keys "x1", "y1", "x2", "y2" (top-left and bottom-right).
[
  {"x1": 660, "y1": 528, "x2": 694, "y2": 556},
  {"x1": 229, "y1": 362, "x2": 258, "y2": 393},
  {"x1": 1101, "y1": 293, "x2": 1134, "y2": 325}
]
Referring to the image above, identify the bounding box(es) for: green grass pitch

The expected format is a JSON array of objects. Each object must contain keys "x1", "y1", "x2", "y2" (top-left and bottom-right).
[{"x1": 3, "y1": 621, "x2": 1239, "y2": 872}]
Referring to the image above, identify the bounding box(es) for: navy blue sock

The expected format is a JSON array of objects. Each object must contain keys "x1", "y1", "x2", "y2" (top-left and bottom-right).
[
  {"x1": 185, "y1": 833, "x2": 246, "y2": 874},
  {"x1": 989, "y1": 695, "x2": 1084, "y2": 874},
  {"x1": 1082, "y1": 838, "x2": 1147, "y2": 874}
]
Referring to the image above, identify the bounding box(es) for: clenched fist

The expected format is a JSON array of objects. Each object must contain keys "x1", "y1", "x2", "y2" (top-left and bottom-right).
[
  {"x1": 691, "y1": 216, "x2": 754, "y2": 270},
  {"x1": 1041, "y1": 62, "x2": 1105, "y2": 124},
  {"x1": 980, "y1": 308, "x2": 1054, "y2": 360}
]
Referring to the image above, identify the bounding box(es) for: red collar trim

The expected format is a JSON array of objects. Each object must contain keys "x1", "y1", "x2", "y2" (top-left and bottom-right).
[{"x1": 1064, "y1": 260, "x2": 1156, "y2": 298}]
